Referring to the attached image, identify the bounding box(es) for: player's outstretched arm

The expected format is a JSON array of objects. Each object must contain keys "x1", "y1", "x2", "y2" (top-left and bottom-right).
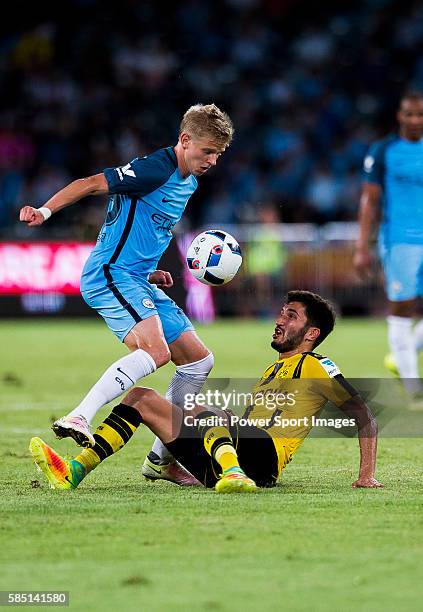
[
  {"x1": 19, "y1": 173, "x2": 109, "y2": 226},
  {"x1": 353, "y1": 182, "x2": 381, "y2": 279},
  {"x1": 339, "y1": 396, "x2": 384, "y2": 489}
]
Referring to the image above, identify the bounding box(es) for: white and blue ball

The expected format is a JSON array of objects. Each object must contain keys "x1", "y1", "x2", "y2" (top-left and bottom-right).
[{"x1": 186, "y1": 230, "x2": 242, "y2": 286}]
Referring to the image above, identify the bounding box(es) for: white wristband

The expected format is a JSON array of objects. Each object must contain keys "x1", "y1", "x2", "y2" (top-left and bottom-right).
[{"x1": 38, "y1": 207, "x2": 52, "y2": 221}]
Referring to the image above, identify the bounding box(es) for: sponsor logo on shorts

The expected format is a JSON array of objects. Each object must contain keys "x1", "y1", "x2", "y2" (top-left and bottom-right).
[
  {"x1": 391, "y1": 280, "x2": 403, "y2": 294},
  {"x1": 142, "y1": 298, "x2": 155, "y2": 309}
]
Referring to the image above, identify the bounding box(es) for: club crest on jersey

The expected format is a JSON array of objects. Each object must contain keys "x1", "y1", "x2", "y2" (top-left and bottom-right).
[
  {"x1": 320, "y1": 358, "x2": 341, "y2": 378},
  {"x1": 142, "y1": 298, "x2": 155, "y2": 309},
  {"x1": 105, "y1": 195, "x2": 122, "y2": 226}
]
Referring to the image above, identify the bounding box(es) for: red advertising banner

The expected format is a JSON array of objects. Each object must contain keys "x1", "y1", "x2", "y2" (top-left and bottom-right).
[{"x1": 0, "y1": 242, "x2": 94, "y2": 294}]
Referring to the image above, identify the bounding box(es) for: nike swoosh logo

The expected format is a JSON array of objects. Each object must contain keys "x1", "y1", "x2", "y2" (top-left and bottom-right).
[
  {"x1": 64, "y1": 476, "x2": 73, "y2": 483},
  {"x1": 162, "y1": 197, "x2": 173, "y2": 203},
  {"x1": 117, "y1": 367, "x2": 135, "y2": 385},
  {"x1": 147, "y1": 465, "x2": 162, "y2": 474}
]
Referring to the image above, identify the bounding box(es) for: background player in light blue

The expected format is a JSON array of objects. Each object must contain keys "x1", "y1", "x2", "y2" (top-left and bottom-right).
[
  {"x1": 354, "y1": 91, "x2": 423, "y2": 401},
  {"x1": 19, "y1": 103, "x2": 234, "y2": 483}
]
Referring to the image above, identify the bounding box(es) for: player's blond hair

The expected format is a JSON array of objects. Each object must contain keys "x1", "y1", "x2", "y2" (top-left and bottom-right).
[{"x1": 180, "y1": 104, "x2": 234, "y2": 147}]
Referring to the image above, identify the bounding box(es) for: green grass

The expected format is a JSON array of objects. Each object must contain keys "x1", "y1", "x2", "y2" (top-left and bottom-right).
[{"x1": 1, "y1": 317, "x2": 422, "y2": 611}]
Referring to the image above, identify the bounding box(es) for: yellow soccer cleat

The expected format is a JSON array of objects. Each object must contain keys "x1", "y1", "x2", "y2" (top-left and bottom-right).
[
  {"x1": 29, "y1": 437, "x2": 86, "y2": 490},
  {"x1": 215, "y1": 467, "x2": 257, "y2": 494},
  {"x1": 384, "y1": 353, "x2": 400, "y2": 378}
]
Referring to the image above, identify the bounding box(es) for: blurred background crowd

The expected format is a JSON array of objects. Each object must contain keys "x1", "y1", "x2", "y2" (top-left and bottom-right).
[{"x1": 1, "y1": 0, "x2": 423, "y2": 240}]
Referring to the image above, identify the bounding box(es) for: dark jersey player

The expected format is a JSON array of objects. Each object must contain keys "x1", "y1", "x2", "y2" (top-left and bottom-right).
[
  {"x1": 19, "y1": 103, "x2": 234, "y2": 484},
  {"x1": 29, "y1": 291, "x2": 383, "y2": 493},
  {"x1": 354, "y1": 91, "x2": 423, "y2": 403}
]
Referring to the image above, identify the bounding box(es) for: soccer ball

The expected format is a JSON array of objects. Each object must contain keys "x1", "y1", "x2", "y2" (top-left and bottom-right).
[{"x1": 186, "y1": 230, "x2": 242, "y2": 286}]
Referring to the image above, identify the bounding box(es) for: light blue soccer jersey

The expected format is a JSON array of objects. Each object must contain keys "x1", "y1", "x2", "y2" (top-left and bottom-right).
[
  {"x1": 81, "y1": 147, "x2": 198, "y2": 287},
  {"x1": 362, "y1": 135, "x2": 423, "y2": 244}
]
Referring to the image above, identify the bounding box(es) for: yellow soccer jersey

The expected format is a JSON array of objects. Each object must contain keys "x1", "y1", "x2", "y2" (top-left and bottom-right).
[{"x1": 244, "y1": 352, "x2": 358, "y2": 477}]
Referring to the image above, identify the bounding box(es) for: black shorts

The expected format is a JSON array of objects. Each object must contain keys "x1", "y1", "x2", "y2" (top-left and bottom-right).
[{"x1": 165, "y1": 419, "x2": 279, "y2": 488}]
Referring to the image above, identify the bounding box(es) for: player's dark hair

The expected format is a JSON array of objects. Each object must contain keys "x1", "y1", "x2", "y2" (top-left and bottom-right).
[
  {"x1": 399, "y1": 90, "x2": 423, "y2": 105},
  {"x1": 286, "y1": 290, "x2": 336, "y2": 348}
]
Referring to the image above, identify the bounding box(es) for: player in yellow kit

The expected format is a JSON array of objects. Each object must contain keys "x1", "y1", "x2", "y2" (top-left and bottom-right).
[
  {"x1": 29, "y1": 290, "x2": 383, "y2": 492},
  {"x1": 243, "y1": 338, "x2": 361, "y2": 479}
]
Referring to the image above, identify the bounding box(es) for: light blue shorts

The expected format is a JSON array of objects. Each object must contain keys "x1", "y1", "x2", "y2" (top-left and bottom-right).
[
  {"x1": 379, "y1": 242, "x2": 423, "y2": 301},
  {"x1": 81, "y1": 275, "x2": 194, "y2": 344}
]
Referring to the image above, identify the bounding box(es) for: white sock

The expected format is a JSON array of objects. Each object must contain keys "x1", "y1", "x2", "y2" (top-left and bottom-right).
[
  {"x1": 68, "y1": 348, "x2": 157, "y2": 423},
  {"x1": 414, "y1": 319, "x2": 423, "y2": 352},
  {"x1": 152, "y1": 352, "x2": 214, "y2": 462},
  {"x1": 387, "y1": 316, "x2": 421, "y2": 393}
]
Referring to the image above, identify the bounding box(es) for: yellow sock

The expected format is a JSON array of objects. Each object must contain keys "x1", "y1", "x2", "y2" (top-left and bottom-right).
[
  {"x1": 74, "y1": 448, "x2": 100, "y2": 474},
  {"x1": 75, "y1": 403, "x2": 142, "y2": 475},
  {"x1": 201, "y1": 423, "x2": 240, "y2": 471},
  {"x1": 215, "y1": 445, "x2": 240, "y2": 471}
]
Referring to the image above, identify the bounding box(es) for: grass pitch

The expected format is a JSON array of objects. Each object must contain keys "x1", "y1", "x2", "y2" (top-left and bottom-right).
[{"x1": 1, "y1": 317, "x2": 423, "y2": 611}]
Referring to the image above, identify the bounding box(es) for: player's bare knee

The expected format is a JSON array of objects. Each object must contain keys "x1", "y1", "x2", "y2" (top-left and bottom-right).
[
  {"x1": 125, "y1": 337, "x2": 139, "y2": 352},
  {"x1": 124, "y1": 387, "x2": 158, "y2": 410},
  {"x1": 151, "y1": 347, "x2": 172, "y2": 368},
  {"x1": 136, "y1": 388, "x2": 163, "y2": 421}
]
